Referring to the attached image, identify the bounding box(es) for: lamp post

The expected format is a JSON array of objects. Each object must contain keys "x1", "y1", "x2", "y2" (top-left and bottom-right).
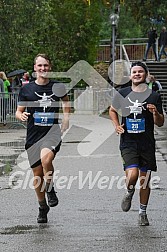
[{"x1": 109, "y1": 13, "x2": 119, "y2": 87}]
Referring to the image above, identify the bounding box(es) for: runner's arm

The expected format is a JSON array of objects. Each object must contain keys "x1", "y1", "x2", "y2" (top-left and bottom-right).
[
  {"x1": 61, "y1": 95, "x2": 70, "y2": 133},
  {"x1": 147, "y1": 104, "x2": 164, "y2": 127},
  {"x1": 16, "y1": 106, "x2": 30, "y2": 122},
  {"x1": 109, "y1": 106, "x2": 124, "y2": 134}
]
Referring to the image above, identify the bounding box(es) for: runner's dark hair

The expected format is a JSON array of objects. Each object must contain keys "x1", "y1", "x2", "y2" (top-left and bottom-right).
[{"x1": 131, "y1": 61, "x2": 148, "y2": 74}]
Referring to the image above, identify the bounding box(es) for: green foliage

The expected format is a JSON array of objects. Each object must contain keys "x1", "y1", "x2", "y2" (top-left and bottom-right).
[
  {"x1": 119, "y1": 0, "x2": 167, "y2": 36},
  {"x1": 0, "y1": 0, "x2": 167, "y2": 75},
  {"x1": 0, "y1": 0, "x2": 104, "y2": 73},
  {"x1": 4, "y1": 161, "x2": 12, "y2": 174},
  {"x1": 99, "y1": 0, "x2": 167, "y2": 39},
  {"x1": 118, "y1": 6, "x2": 142, "y2": 38}
]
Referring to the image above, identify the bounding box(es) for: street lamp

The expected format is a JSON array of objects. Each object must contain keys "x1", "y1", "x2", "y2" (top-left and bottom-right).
[{"x1": 109, "y1": 13, "x2": 119, "y2": 86}]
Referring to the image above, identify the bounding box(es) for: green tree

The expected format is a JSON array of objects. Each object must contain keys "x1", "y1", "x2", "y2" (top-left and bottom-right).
[
  {"x1": 0, "y1": 0, "x2": 104, "y2": 72},
  {"x1": 1, "y1": 0, "x2": 167, "y2": 74},
  {"x1": 119, "y1": 0, "x2": 167, "y2": 36}
]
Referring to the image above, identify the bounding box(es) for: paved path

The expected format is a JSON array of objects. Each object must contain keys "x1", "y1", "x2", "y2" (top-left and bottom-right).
[{"x1": 0, "y1": 115, "x2": 167, "y2": 252}]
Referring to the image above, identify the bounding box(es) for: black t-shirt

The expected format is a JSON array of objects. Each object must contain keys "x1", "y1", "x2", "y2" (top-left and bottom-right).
[
  {"x1": 112, "y1": 86, "x2": 163, "y2": 150},
  {"x1": 148, "y1": 30, "x2": 157, "y2": 44},
  {"x1": 159, "y1": 31, "x2": 167, "y2": 46},
  {"x1": 18, "y1": 80, "x2": 67, "y2": 145}
]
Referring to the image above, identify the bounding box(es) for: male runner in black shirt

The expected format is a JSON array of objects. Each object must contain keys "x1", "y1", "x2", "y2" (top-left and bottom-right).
[
  {"x1": 109, "y1": 61, "x2": 164, "y2": 226},
  {"x1": 16, "y1": 54, "x2": 70, "y2": 223}
]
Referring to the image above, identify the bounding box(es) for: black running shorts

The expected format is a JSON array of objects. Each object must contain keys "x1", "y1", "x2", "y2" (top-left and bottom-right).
[{"x1": 121, "y1": 147, "x2": 157, "y2": 172}]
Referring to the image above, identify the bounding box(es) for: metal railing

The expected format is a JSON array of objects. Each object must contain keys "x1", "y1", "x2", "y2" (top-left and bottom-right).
[
  {"x1": 0, "y1": 92, "x2": 19, "y2": 125},
  {"x1": 96, "y1": 38, "x2": 159, "y2": 63}
]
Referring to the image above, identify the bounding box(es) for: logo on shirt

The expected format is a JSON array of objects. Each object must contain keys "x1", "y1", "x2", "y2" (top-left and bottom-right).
[
  {"x1": 35, "y1": 92, "x2": 55, "y2": 112},
  {"x1": 126, "y1": 97, "x2": 146, "y2": 119}
]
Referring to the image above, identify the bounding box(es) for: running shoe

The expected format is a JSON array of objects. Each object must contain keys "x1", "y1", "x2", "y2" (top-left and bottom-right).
[
  {"x1": 121, "y1": 191, "x2": 134, "y2": 212},
  {"x1": 37, "y1": 205, "x2": 50, "y2": 223},
  {"x1": 47, "y1": 187, "x2": 59, "y2": 207},
  {"x1": 138, "y1": 214, "x2": 149, "y2": 226}
]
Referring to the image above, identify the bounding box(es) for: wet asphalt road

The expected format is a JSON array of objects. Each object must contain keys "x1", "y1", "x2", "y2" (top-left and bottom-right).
[{"x1": 0, "y1": 115, "x2": 167, "y2": 252}]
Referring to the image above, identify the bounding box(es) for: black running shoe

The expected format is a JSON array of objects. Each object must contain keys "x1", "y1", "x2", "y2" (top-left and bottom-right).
[
  {"x1": 47, "y1": 187, "x2": 59, "y2": 207},
  {"x1": 138, "y1": 214, "x2": 149, "y2": 226},
  {"x1": 37, "y1": 205, "x2": 50, "y2": 223}
]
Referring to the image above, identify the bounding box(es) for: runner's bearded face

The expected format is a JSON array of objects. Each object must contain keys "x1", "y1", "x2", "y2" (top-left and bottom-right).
[{"x1": 130, "y1": 66, "x2": 147, "y2": 86}]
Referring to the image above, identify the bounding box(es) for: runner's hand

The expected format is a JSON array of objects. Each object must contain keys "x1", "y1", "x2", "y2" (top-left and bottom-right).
[
  {"x1": 115, "y1": 124, "x2": 124, "y2": 135},
  {"x1": 20, "y1": 112, "x2": 30, "y2": 121},
  {"x1": 147, "y1": 104, "x2": 158, "y2": 115}
]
